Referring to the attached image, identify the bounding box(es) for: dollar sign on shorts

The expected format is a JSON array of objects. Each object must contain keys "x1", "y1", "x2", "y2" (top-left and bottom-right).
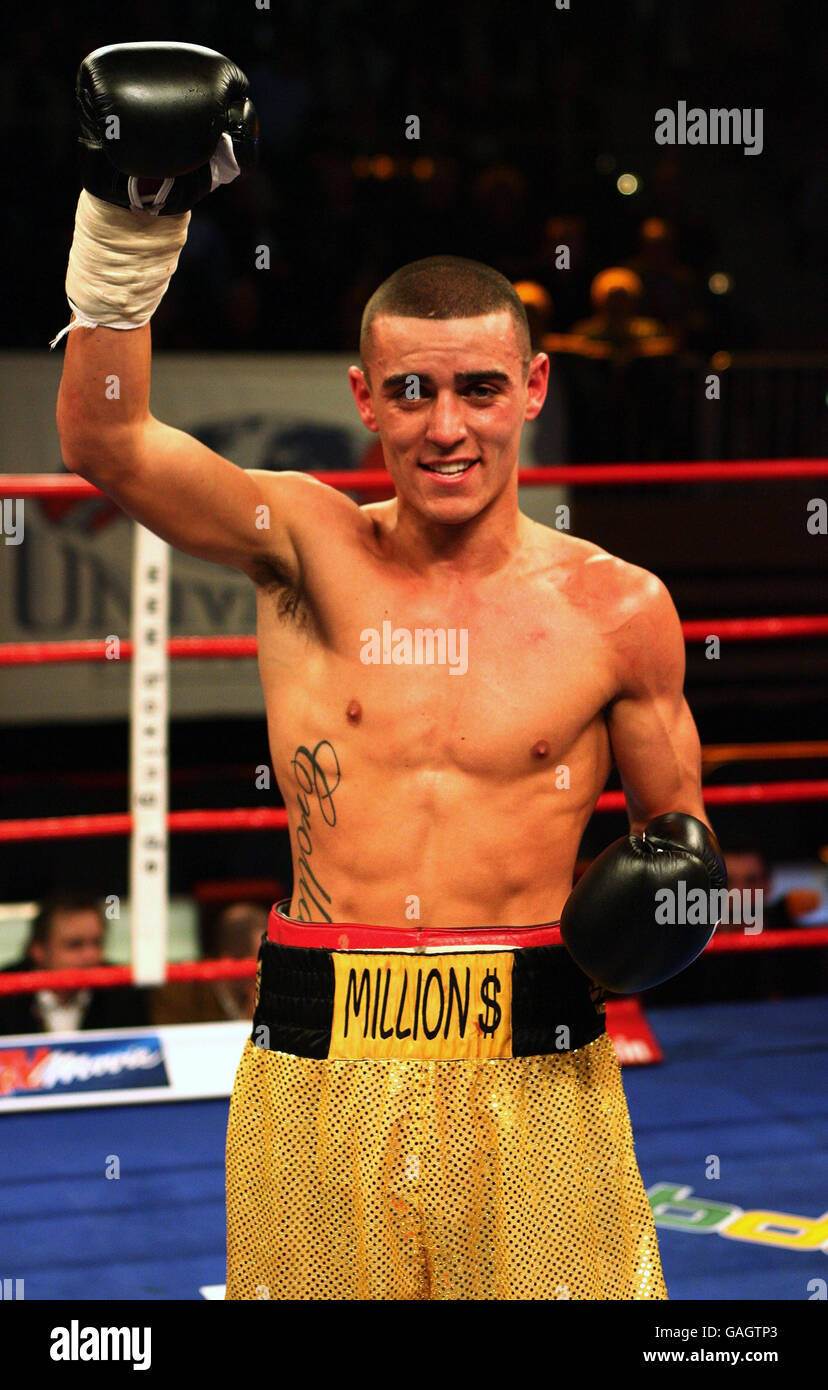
[{"x1": 478, "y1": 969, "x2": 502, "y2": 1036}]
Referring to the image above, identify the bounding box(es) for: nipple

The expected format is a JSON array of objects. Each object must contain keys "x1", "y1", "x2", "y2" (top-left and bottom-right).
[
  {"x1": 531, "y1": 739, "x2": 550, "y2": 759},
  {"x1": 346, "y1": 698, "x2": 362, "y2": 725}
]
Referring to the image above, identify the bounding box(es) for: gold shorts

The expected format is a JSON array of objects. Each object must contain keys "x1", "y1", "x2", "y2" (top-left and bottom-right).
[{"x1": 225, "y1": 905, "x2": 667, "y2": 1301}]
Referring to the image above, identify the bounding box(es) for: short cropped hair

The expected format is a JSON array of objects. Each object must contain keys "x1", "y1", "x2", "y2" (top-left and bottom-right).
[
  {"x1": 360, "y1": 255, "x2": 532, "y2": 378},
  {"x1": 28, "y1": 893, "x2": 103, "y2": 949}
]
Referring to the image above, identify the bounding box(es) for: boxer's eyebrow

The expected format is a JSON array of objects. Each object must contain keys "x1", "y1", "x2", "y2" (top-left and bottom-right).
[
  {"x1": 454, "y1": 370, "x2": 511, "y2": 385},
  {"x1": 380, "y1": 369, "x2": 511, "y2": 392},
  {"x1": 380, "y1": 372, "x2": 428, "y2": 392}
]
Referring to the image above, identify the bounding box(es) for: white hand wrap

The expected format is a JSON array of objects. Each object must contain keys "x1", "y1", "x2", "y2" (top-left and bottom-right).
[{"x1": 50, "y1": 190, "x2": 191, "y2": 346}]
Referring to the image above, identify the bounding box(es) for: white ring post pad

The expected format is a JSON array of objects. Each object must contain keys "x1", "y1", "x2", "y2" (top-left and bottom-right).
[{"x1": 129, "y1": 525, "x2": 170, "y2": 985}]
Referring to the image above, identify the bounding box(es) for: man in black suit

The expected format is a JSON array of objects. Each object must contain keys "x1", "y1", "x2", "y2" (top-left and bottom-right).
[{"x1": 0, "y1": 894, "x2": 149, "y2": 1035}]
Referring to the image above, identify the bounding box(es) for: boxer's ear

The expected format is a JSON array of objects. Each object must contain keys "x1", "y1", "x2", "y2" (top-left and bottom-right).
[{"x1": 348, "y1": 366, "x2": 380, "y2": 433}]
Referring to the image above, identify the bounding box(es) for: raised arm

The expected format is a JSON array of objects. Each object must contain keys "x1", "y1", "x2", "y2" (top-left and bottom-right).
[
  {"x1": 57, "y1": 321, "x2": 311, "y2": 582},
  {"x1": 53, "y1": 40, "x2": 325, "y2": 584}
]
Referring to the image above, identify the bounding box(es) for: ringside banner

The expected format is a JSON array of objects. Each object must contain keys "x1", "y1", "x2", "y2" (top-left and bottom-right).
[{"x1": 0, "y1": 1019, "x2": 249, "y2": 1111}]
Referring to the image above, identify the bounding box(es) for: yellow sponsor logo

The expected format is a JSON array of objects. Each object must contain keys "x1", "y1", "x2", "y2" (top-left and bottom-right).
[
  {"x1": 649, "y1": 1184, "x2": 828, "y2": 1253},
  {"x1": 330, "y1": 951, "x2": 513, "y2": 1060}
]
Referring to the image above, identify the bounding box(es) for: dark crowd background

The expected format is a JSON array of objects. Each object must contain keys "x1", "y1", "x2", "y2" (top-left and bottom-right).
[
  {"x1": 1, "y1": 0, "x2": 826, "y2": 1010},
  {"x1": 3, "y1": 0, "x2": 826, "y2": 356}
]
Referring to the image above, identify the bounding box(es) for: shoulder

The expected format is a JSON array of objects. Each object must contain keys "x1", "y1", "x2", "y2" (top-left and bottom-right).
[
  {"x1": 578, "y1": 550, "x2": 677, "y2": 636},
  {"x1": 594, "y1": 554, "x2": 683, "y2": 696},
  {"x1": 247, "y1": 469, "x2": 377, "y2": 576},
  {"x1": 544, "y1": 531, "x2": 682, "y2": 686},
  {"x1": 248, "y1": 468, "x2": 364, "y2": 521},
  {"x1": 538, "y1": 528, "x2": 667, "y2": 620}
]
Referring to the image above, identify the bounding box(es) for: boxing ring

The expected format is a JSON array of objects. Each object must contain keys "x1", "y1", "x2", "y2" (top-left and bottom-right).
[
  {"x1": 0, "y1": 460, "x2": 826, "y2": 1301},
  {"x1": 1, "y1": 998, "x2": 825, "y2": 1300}
]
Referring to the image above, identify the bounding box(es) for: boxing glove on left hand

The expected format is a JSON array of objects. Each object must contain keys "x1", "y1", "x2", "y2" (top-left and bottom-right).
[{"x1": 561, "y1": 812, "x2": 727, "y2": 994}]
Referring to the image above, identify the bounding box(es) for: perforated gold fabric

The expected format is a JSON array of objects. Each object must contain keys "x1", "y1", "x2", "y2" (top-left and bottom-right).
[{"x1": 225, "y1": 1031, "x2": 667, "y2": 1300}]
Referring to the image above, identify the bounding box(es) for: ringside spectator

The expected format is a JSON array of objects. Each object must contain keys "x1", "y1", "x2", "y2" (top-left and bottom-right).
[{"x1": 0, "y1": 893, "x2": 149, "y2": 1035}]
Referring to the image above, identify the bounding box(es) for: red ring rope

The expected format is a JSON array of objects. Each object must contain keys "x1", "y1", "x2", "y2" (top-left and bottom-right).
[
  {"x1": 0, "y1": 928, "x2": 826, "y2": 997},
  {"x1": 0, "y1": 637, "x2": 260, "y2": 665},
  {"x1": 0, "y1": 782, "x2": 824, "y2": 843},
  {"x1": 1, "y1": 459, "x2": 826, "y2": 501},
  {"x1": 1, "y1": 615, "x2": 825, "y2": 668},
  {"x1": 0, "y1": 958, "x2": 256, "y2": 995},
  {"x1": 0, "y1": 809, "x2": 289, "y2": 841},
  {"x1": 680, "y1": 616, "x2": 828, "y2": 641}
]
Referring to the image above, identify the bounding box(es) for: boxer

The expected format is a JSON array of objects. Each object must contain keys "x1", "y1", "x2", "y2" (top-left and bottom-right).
[{"x1": 55, "y1": 42, "x2": 725, "y2": 1300}]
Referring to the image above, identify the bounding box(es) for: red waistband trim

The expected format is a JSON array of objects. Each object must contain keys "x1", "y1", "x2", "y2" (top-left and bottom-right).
[{"x1": 267, "y1": 902, "x2": 562, "y2": 951}]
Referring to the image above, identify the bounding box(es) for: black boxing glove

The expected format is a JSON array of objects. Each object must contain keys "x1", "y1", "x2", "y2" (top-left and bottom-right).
[
  {"x1": 52, "y1": 41, "x2": 258, "y2": 344},
  {"x1": 560, "y1": 812, "x2": 727, "y2": 994},
  {"x1": 76, "y1": 41, "x2": 258, "y2": 215}
]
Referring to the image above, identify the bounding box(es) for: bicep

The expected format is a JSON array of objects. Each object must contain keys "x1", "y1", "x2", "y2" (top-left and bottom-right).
[
  {"x1": 74, "y1": 419, "x2": 301, "y2": 579},
  {"x1": 57, "y1": 324, "x2": 360, "y2": 582},
  {"x1": 605, "y1": 576, "x2": 708, "y2": 833},
  {"x1": 608, "y1": 688, "x2": 706, "y2": 833}
]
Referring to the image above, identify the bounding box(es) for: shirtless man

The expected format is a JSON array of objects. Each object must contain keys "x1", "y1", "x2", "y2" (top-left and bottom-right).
[{"x1": 55, "y1": 42, "x2": 726, "y2": 1301}]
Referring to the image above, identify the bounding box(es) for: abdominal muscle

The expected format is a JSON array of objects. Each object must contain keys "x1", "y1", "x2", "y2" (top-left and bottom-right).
[{"x1": 280, "y1": 725, "x2": 611, "y2": 929}]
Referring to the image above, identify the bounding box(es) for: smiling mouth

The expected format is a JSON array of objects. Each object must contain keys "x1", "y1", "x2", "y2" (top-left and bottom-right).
[{"x1": 418, "y1": 459, "x2": 480, "y2": 477}]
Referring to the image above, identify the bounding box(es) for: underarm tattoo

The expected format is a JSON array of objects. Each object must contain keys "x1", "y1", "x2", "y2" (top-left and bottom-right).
[{"x1": 291, "y1": 740, "x2": 341, "y2": 923}]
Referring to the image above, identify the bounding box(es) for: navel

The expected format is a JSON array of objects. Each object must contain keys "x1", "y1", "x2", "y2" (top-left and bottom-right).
[{"x1": 346, "y1": 698, "x2": 363, "y2": 725}]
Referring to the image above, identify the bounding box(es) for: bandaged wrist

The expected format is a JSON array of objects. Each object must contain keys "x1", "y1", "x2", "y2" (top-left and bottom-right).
[{"x1": 51, "y1": 191, "x2": 190, "y2": 345}]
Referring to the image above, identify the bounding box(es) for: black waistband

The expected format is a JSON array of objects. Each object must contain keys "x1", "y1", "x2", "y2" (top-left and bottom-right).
[{"x1": 252, "y1": 937, "x2": 606, "y2": 1059}]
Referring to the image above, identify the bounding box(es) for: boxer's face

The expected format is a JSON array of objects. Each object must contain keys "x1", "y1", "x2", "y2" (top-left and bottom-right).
[{"x1": 349, "y1": 312, "x2": 549, "y2": 527}]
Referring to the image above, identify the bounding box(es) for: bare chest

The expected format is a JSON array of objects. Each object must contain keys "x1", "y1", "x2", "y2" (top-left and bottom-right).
[{"x1": 258, "y1": 568, "x2": 616, "y2": 775}]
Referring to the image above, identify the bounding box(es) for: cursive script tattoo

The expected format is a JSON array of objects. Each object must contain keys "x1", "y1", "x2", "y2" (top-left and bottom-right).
[{"x1": 291, "y1": 740, "x2": 341, "y2": 922}]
